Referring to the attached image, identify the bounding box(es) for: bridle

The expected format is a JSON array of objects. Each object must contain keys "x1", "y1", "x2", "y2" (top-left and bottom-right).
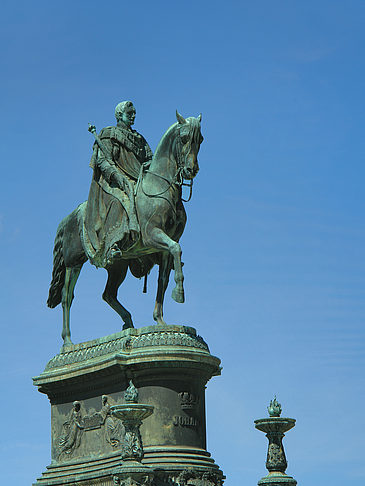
[{"x1": 137, "y1": 124, "x2": 195, "y2": 202}]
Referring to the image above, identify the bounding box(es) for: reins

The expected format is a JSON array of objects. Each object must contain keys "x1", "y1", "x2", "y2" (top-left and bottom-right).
[{"x1": 181, "y1": 180, "x2": 193, "y2": 202}]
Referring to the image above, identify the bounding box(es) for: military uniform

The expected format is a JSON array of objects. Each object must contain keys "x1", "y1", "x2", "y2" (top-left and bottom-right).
[{"x1": 84, "y1": 123, "x2": 153, "y2": 267}]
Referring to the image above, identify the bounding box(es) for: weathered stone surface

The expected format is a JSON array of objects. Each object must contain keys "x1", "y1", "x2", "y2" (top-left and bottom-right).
[{"x1": 33, "y1": 325, "x2": 223, "y2": 485}]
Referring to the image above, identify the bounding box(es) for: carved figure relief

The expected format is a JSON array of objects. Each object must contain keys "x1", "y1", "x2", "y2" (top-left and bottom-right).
[
  {"x1": 101, "y1": 395, "x2": 122, "y2": 448},
  {"x1": 177, "y1": 469, "x2": 223, "y2": 486},
  {"x1": 113, "y1": 475, "x2": 153, "y2": 486},
  {"x1": 57, "y1": 396, "x2": 123, "y2": 460},
  {"x1": 58, "y1": 401, "x2": 84, "y2": 457}
]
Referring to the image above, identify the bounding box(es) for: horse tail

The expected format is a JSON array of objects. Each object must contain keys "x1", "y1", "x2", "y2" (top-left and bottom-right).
[{"x1": 47, "y1": 219, "x2": 66, "y2": 308}]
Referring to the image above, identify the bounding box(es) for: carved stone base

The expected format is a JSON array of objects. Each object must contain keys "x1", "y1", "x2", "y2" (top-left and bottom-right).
[
  {"x1": 32, "y1": 325, "x2": 224, "y2": 485},
  {"x1": 112, "y1": 461, "x2": 155, "y2": 486}
]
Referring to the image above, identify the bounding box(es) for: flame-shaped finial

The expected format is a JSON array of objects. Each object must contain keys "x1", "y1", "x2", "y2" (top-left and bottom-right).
[
  {"x1": 124, "y1": 380, "x2": 139, "y2": 403},
  {"x1": 268, "y1": 396, "x2": 282, "y2": 417}
]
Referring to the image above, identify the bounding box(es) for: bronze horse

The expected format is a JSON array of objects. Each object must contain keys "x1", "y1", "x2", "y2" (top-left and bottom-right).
[{"x1": 47, "y1": 112, "x2": 203, "y2": 348}]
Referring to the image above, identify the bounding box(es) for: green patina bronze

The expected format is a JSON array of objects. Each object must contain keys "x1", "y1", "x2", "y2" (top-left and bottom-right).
[
  {"x1": 255, "y1": 398, "x2": 297, "y2": 486},
  {"x1": 47, "y1": 102, "x2": 203, "y2": 348}
]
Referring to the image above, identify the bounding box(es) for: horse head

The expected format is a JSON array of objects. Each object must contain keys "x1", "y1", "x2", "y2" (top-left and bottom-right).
[{"x1": 175, "y1": 111, "x2": 203, "y2": 180}]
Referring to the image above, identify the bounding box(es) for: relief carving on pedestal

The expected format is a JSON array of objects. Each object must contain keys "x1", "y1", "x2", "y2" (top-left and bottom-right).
[
  {"x1": 57, "y1": 395, "x2": 122, "y2": 459},
  {"x1": 266, "y1": 441, "x2": 287, "y2": 471},
  {"x1": 113, "y1": 475, "x2": 154, "y2": 486},
  {"x1": 58, "y1": 401, "x2": 84, "y2": 457},
  {"x1": 176, "y1": 470, "x2": 224, "y2": 486},
  {"x1": 101, "y1": 395, "x2": 123, "y2": 448}
]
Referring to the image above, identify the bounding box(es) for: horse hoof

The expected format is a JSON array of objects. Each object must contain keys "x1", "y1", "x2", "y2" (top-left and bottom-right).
[
  {"x1": 122, "y1": 321, "x2": 134, "y2": 330},
  {"x1": 172, "y1": 288, "x2": 185, "y2": 303},
  {"x1": 61, "y1": 339, "x2": 73, "y2": 352}
]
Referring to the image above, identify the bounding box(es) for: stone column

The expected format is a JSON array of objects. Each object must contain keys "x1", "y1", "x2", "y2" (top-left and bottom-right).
[{"x1": 254, "y1": 397, "x2": 297, "y2": 486}]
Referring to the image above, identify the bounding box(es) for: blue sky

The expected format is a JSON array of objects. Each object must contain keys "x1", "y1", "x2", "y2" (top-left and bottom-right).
[{"x1": 1, "y1": 1, "x2": 364, "y2": 485}]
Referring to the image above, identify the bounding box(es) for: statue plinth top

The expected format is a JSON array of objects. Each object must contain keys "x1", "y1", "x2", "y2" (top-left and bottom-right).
[{"x1": 33, "y1": 324, "x2": 221, "y2": 400}]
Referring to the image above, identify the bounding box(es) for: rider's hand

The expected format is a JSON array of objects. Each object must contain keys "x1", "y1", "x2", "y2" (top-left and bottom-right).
[{"x1": 112, "y1": 172, "x2": 125, "y2": 188}]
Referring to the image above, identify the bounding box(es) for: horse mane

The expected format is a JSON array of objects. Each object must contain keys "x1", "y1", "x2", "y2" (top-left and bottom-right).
[
  {"x1": 153, "y1": 117, "x2": 201, "y2": 160},
  {"x1": 153, "y1": 122, "x2": 178, "y2": 160}
]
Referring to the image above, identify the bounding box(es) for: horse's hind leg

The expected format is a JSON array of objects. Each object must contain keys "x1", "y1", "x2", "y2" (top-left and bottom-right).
[
  {"x1": 102, "y1": 261, "x2": 134, "y2": 329},
  {"x1": 61, "y1": 266, "x2": 81, "y2": 348},
  {"x1": 153, "y1": 253, "x2": 173, "y2": 325}
]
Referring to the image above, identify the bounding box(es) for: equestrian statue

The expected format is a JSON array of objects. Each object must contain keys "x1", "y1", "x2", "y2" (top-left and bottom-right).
[{"x1": 47, "y1": 101, "x2": 203, "y2": 348}]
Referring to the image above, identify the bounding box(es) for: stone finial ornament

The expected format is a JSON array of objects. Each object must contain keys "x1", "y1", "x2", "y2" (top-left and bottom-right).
[
  {"x1": 267, "y1": 396, "x2": 282, "y2": 417},
  {"x1": 125, "y1": 380, "x2": 139, "y2": 403}
]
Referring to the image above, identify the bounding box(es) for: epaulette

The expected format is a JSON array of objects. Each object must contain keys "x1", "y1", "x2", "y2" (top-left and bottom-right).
[
  {"x1": 97, "y1": 126, "x2": 150, "y2": 161},
  {"x1": 99, "y1": 126, "x2": 114, "y2": 139}
]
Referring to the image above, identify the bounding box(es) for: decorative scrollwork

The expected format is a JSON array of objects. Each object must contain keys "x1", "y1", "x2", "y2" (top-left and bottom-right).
[{"x1": 266, "y1": 440, "x2": 287, "y2": 472}]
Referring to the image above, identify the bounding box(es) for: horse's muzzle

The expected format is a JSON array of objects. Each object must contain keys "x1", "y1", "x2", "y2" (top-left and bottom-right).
[{"x1": 184, "y1": 165, "x2": 199, "y2": 179}]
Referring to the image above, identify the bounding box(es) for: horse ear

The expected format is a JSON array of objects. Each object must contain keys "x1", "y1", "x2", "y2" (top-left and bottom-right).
[
  {"x1": 176, "y1": 110, "x2": 186, "y2": 124},
  {"x1": 197, "y1": 113, "x2": 202, "y2": 123}
]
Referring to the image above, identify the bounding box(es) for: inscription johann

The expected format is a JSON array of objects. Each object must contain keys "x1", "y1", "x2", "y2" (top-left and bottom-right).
[{"x1": 173, "y1": 415, "x2": 198, "y2": 427}]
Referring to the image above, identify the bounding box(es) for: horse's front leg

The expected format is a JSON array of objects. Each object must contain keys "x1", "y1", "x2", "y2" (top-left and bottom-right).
[
  {"x1": 153, "y1": 253, "x2": 173, "y2": 325},
  {"x1": 149, "y1": 229, "x2": 185, "y2": 303}
]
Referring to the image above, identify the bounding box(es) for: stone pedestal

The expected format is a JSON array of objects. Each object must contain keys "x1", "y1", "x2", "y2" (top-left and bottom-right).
[{"x1": 33, "y1": 325, "x2": 224, "y2": 486}]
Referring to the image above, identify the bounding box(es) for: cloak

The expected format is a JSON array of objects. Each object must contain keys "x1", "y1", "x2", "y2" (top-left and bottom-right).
[{"x1": 83, "y1": 124, "x2": 152, "y2": 267}]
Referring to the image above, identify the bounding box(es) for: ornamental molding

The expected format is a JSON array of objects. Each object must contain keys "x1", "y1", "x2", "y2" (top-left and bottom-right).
[{"x1": 44, "y1": 327, "x2": 209, "y2": 371}]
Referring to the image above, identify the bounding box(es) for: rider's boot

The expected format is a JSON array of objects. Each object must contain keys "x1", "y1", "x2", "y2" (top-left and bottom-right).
[{"x1": 106, "y1": 244, "x2": 123, "y2": 265}]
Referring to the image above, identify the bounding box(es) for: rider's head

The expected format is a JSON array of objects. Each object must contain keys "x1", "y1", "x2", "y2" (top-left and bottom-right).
[
  {"x1": 115, "y1": 101, "x2": 136, "y2": 128},
  {"x1": 73, "y1": 401, "x2": 81, "y2": 411}
]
